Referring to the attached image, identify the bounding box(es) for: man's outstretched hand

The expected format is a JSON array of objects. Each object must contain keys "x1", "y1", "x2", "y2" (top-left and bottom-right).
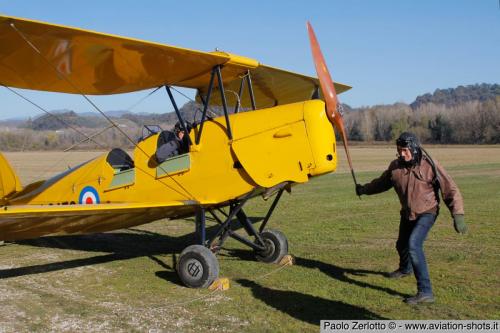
[{"x1": 355, "y1": 184, "x2": 364, "y2": 196}]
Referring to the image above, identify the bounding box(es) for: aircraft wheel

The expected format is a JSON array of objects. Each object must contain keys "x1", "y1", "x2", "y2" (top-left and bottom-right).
[
  {"x1": 177, "y1": 245, "x2": 219, "y2": 288},
  {"x1": 255, "y1": 229, "x2": 288, "y2": 264}
]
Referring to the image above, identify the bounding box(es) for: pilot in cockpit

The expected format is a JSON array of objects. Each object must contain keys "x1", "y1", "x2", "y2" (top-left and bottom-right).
[{"x1": 155, "y1": 122, "x2": 190, "y2": 163}]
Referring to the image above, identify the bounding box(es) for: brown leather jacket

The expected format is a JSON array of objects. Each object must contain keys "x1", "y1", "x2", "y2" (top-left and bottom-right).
[{"x1": 362, "y1": 155, "x2": 464, "y2": 220}]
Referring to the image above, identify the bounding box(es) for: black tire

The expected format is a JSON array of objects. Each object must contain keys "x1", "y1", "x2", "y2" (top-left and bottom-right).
[
  {"x1": 255, "y1": 229, "x2": 288, "y2": 263},
  {"x1": 177, "y1": 245, "x2": 219, "y2": 288}
]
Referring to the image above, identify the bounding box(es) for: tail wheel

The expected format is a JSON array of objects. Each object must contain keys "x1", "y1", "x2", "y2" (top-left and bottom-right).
[
  {"x1": 255, "y1": 229, "x2": 288, "y2": 263},
  {"x1": 177, "y1": 245, "x2": 219, "y2": 288}
]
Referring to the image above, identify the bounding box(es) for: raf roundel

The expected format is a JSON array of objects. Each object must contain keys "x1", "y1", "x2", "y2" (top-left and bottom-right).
[{"x1": 79, "y1": 186, "x2": 100, "y2": 205}]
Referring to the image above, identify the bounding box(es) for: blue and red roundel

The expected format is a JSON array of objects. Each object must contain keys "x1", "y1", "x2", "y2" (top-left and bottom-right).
[{"x1": 79, "y1": 186, "x2": 100, "y2": 205}]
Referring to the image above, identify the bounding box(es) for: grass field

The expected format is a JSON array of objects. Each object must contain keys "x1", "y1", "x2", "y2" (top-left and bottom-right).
[{"x1": 1, "y1": 146, "x2": 499, "y2": 332}]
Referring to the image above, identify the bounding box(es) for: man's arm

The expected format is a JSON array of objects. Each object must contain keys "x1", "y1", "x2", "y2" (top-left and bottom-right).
[
  {"x1": 156, "y1": 140, "x2": 180, "y2": 163},
  {"x1": 356, "y1": 162, "x2": 395, "y2": 195},
  {"x1": 435, "y1": 160, "x2": 464, "y2": 216},
  {"x1": 435, "y1": 160, "x2": 467, "y2": 234}
]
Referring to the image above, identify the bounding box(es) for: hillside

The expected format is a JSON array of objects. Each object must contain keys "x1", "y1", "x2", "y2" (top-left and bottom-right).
[
  {"x1": 15, "y1": 101, "x2": 211, "y2": 132},
  {"x1": 410, "y1": 83, "x2": 500, "y2": 109}
]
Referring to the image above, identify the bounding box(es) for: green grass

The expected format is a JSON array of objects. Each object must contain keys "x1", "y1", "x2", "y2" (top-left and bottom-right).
[{"x1": 0, "y1": 148, "x2": 499, "y2": 331}]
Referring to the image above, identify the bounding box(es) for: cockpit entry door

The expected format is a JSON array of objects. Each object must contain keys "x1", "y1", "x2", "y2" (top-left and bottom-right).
[
  {"x1": 106, "y1": 148, "x2": 135, "y2": 190},
  {"x1": 156, "y1": 153, "x2": 191, "y2": 178}
]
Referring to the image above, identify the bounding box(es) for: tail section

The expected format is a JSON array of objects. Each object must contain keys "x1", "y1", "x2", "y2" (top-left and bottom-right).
[{"x1": 0, "y1": 153, "x2": 22, "y2": 203}]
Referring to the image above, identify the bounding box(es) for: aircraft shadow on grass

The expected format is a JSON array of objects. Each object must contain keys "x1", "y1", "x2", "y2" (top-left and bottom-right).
[
  {"x1": 225, "y1": 249, "x2": 407, "y2": 323},
  {"x1": 0, "y1": 216, "x2": 262, "y2": 284},
  {"x1": 225, "y1": 249, "x2": 411, "y2": 299},
  {"x1": 237, "y1": 278, "x2": 387, "y2": 322}
]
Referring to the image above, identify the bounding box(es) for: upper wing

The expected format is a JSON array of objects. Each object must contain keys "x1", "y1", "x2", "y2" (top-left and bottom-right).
[
  {"x1": 0, "y1": 201, "x2": 197, "y2": 241},
  {"x1": 196, "y1": 62, "x2": 351, "y2": 109},
  {"x1": 0, "y1": 15, "x2": 350, "y2": 104},
  {"x1": 0, "y1": 15, "x2": 229, "y2": 94}
]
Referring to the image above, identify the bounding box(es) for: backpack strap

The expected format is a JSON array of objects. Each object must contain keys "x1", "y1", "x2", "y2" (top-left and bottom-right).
[{"x1": 421, "y1": 147, "x2": 441, "y2": 206}]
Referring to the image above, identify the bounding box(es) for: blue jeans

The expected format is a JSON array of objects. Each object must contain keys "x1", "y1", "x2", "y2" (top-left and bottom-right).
[{"x1": 396, "y1": 213, "x2": 436, "y2": 295}]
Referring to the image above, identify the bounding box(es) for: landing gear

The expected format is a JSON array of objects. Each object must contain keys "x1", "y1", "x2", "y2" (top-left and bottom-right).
[
  {"x1": 177, "y1": 187, "x2": 288, "y2": 288},
  {"x1": 177, "y1": 245, "x2": 219, "y2": 288},
  {"x1": 255, "y1": 229, "x2": 288, "y2": 263}
]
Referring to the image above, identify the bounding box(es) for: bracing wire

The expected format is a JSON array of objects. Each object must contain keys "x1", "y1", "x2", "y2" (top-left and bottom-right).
[
  {"x1": 169, "y1": 86, "x2": 219, "y2": 118},
  {"x1": 8, "y1": 22, "x2": 196, "y2": 200},
  {"x1": 4, "y1": 86, "x2": 159, "y2": 183},
  {"x1": 63, "y1": 125, "x2": 115, "y2": 152},
  {"x1": 2, "y1": 85, "x2": 106, "y2": 150},
  {"x1": 126, "y1": 86, "x2": 162, "y2": 112},
  {"x1": 3, "y1": 85, "x2": 108, "y2": 183}
]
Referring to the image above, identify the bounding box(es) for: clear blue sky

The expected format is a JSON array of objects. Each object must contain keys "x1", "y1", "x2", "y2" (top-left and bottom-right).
[{"x1": 1, "y1": 0, "x2": 499, "y2": 119}]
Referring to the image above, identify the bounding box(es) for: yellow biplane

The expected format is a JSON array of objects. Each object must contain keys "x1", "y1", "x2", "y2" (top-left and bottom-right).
[{"x1": 0, "y1": 15, "x2": 356, "y2": 288}]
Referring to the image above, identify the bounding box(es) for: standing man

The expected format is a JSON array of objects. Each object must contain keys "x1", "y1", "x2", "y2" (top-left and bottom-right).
[{"x1": 355, "y1": 132, "x2": 466, "y2": 305}]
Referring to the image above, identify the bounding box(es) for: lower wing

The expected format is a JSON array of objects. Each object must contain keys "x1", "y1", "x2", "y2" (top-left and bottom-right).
[{"x1": 0, "y1": 201, "x2": 199, "y2": 241}]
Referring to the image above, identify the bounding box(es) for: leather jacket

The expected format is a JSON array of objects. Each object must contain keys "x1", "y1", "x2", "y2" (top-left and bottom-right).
[{"x1": 361, "y1": 155, "x2": 464, "y2": 220}]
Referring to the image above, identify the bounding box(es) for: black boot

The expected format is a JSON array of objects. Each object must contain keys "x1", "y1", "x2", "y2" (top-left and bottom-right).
[
  {"x1": 404, "y1": 293, "x2": 435, "y2": 305},
  {"x1": 387, "y1": 269, "x2": 412, "y2": 279}
]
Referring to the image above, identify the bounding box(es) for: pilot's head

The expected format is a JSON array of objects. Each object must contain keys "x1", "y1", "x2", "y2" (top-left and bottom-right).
[
  {"x1": 174, "y1": 121, "x2": 192, "y2": 139},
  {"x1": 172, "y1": 123, "x2": 182, "y2": 140},
  {"x1": 396, "y1": 132, "x2": 421, "y2": 166}
]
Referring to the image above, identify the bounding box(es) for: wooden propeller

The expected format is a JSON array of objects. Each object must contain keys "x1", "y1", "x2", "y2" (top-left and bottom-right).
[{"x1": 307, "y1": 22, "x2": 358, "y2": 187}]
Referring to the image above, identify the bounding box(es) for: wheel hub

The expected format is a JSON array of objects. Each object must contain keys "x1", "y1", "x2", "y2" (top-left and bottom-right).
[
  {"x1": 259, "y1": 238, "x2": 275, "y2": 258},
  {"x1": 185, "y1": 258, "x2": 204, "y2": 278}
]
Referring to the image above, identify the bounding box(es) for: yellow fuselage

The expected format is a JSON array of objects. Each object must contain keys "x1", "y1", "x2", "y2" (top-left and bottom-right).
[{"x1": 9, "y1": 100, "x2": 336, "y2": 207}]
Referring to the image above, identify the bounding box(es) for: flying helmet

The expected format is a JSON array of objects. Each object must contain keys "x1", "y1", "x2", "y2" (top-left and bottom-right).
[
  {"x1": 174, "y1": 121, "x2": 192, "y2": 134},
  {"x1": 396, "y1": 132, "x2": 422, "y2": 166}
]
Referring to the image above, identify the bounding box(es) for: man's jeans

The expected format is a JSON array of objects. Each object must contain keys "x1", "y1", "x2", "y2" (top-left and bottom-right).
[{"x1": 396, "y1": 213, "x2": 436, "y2": 295}]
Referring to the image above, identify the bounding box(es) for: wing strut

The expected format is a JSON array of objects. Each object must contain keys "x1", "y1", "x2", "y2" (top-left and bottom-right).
[
  {"x1": 215, "y1": 65, "x2": 233, "y2": 140},
  {"x1": 195, "y1": 67, "x2": 217, "y2": 145},
  {"x1": 165, "y1": 86, "x2": 193, "y2": 146},
  {"x1": 194, "y1": 65, "x2": 234, "y2": 144},
  {"x1": 246, "y1": 70, "x2": 257, "y2": 110}
]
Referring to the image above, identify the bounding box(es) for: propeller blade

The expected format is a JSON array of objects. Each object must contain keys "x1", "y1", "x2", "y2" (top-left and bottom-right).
[{"x1": 307, "y1": 22, "x2": 358, "y2": 186}]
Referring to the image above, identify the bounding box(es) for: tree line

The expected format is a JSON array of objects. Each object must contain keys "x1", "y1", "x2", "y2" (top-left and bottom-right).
[
  {"x1": 0, "y1": 126, "x2": 139, "y2": 151},
  {"x1": 345, "y1": 97, "x2": 500, "y2": 144},
  {"x1": 0, "y1": 83, "x2": 498, "y2": 151}
]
